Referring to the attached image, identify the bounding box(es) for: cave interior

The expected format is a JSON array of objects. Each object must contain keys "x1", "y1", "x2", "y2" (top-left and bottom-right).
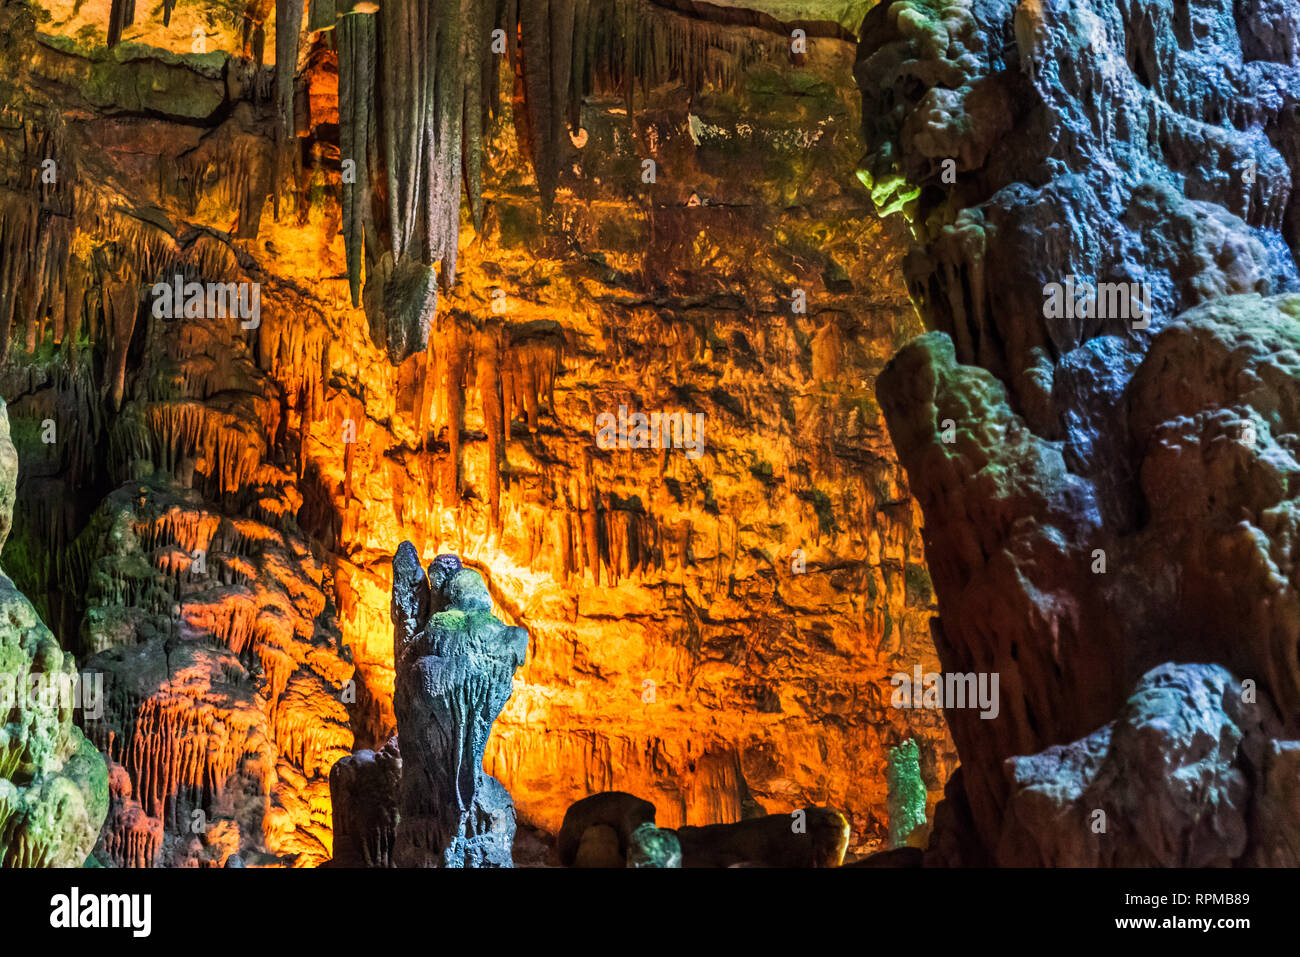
[{"x1": 0, "y1": 0, "x2": 1298, "y2": 871}]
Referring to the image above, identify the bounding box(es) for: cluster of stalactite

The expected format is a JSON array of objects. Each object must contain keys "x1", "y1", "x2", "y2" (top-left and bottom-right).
[
  {"x1": 0, "y1": 121, "x2": 277, "y2": 628},
  {"x1": 314, "y1": 0, "x2": 795, "y2": 355},
  {"x1": 0, "y1": 122, "x2": 74, "y2": 365},
  {"x1": 0, "y1": 97, "x2": 355, "y2": 865},
  {"x1": 363, "y1": 312, "x2": 565, "y2": 530},
  {"x1": 71, "y1": 483, "x2": 354, "y2": 866},
  {"x1": 166, "y1": 109, "x2": 276, "y2": 240}
]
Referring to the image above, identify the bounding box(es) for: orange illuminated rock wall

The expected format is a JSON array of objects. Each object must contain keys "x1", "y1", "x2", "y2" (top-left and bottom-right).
[{"x1": 0, "y1": 0, "x2": 953, "y2": 862}]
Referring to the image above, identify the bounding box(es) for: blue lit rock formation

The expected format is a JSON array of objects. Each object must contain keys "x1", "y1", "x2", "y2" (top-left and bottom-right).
[
  {"x1": 390, "y1": 545, "x2": 528, "y2": 867},
  {"x1": 860, "y1": 0, "x2": 1300, "y2": 864},
  {"x1": 997, "y1": 663, "x2": 1274, "y2": 866}
]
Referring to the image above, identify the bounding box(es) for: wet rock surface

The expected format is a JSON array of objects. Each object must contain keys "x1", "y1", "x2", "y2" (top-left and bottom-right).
[{"x1": 859, "y1": 0, "x2": 1300, "y2": 863}]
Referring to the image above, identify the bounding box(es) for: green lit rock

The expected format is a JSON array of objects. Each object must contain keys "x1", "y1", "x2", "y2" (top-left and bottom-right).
[
  {"x1": 626, "y1": 823, "x2": 682, "y2": 868},
  {"x1": 0, "y1": 397, "x2": 109, "y2": 867},
  {"x1": 886, "y1": 738, "x2": 927, "y2": 848}
]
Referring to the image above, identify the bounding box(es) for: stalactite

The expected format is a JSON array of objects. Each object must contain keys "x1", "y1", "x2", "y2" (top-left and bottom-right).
[
  {"x1": 107, "y1": 0, "x2": 135, "y2": 48},
  {"x1": 474, "y1": 325, "x2": 504, "y2": 528},
  {"x1": 323, "y1": 0, "x2": 800, "y2": 363},
  {"x1": 101, "y1": 266, "x2": 140, "y2": 413},
  {"x1": 518, "y1": 0, "x2": 557, "y2": 211},
  {"x1": 0, "y1": 191, "x2": 37, "y2": 360},
  {"x1": 308, "y1": 0, "x2": 337, "y2": 33},
  {"x1": 379, "y1": 0, "x2": 423, "y2": 262},
  {"x1": 337, "y1": 9, "x2": 377, "y2": 306},
  {"x1": 462, "y1": 0, "x2": 492, "y2": 232},
  {"x1": 440, "y1": 315, "x2": 468, "y2": 497},
  {"x1": 426, "y1": 0, "x2": 467, "y2": 289},
  {"x1": 275, "y1": 0, "x2": 306, "y2": 219}
]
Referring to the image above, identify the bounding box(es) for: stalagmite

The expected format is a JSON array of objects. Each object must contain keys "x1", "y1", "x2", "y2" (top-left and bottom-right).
[{"x1": 390, "y1": 546, "x2": 528, "y2": 866}]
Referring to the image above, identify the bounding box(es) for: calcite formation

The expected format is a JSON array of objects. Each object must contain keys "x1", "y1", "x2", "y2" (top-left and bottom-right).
[
  {"x1": 557, "y1": 789, "x2": 657, "y2": 865},
  {"x1": 0, "y1": 0, "x2": 958, "y2": 867},
  {"x1": 0, "y1": 397, "x2": 108, "y2": 867},
  {"x1": 391, "y1": 545, "x2": 528, "y2": 867},
  {"x1": 557, "y1": 788, "x2": 847, "y2": 866},
  {"x1": 998, "y1": 663, "x2": 1270, "y2": 867},
  {"x1": 327, "y1": 736, "x2": 400, "y2": 867},
  {"x1": 675, "y1": 805, "x2": 850, "y2": 866},
  {"x1": 858, "y1": 0, "x2": 1300, "y2": 863},
  {"x1": 74, "y1": 480, "x2": 355, "y2": 867}
]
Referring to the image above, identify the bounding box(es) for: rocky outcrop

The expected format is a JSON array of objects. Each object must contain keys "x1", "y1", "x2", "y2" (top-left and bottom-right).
[
  {"x1": 327, "y1": 736, "x2": 400, "y2": 867},
  {"x1": 0, "y1": 397, "x2": 108, "y2": 867},
  {"x1": 74, "y1": 480, "x2": 355, "y2": 868},
  {"x1": 0, "y1": 0, "x2": 954, "y2": 861},
  {"x1": 556, "y1": 790, "x2": 685, "y2": 867},
  {"x1": 997, "y1": 663, "x2": 1272, "y2": 867},
  {"x1": 557, "y1": 790, "x2": 657, "y2": 866},
  {"x1": 859, "y1": 0, "x2": 1300, "y2": 863},
  {"x1": 391, "y1": 545, "x2": 528, "y2": 867},
  {"x1": 556, "y1": 788, "x2": 847, "y2": 866},
  {"x1": 676, "y1": 806, "x2": 850, "y2": 866}
]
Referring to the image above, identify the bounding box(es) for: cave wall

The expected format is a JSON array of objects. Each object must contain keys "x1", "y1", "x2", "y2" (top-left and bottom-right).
[
  {"x1": 0, "y1": 0, "x2": 953, "y2": 863},
  {"x1": 857, "y1": 0, "x2": 1300, "y2": 864}
]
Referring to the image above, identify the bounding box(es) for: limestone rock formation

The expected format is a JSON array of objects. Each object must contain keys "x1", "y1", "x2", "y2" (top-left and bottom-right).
[
  {"x1": 626, "y1": 822, "x2": 683, "y2": 868},
  {"x1": 556, "y1": 789, "x2": 683, "y2": 867},
  {"x1": 675, "y1": 806, "x2": 850, "y2": 867},
  {"x1": 327, "y1": 736, "x2": 400, "y2": 867},
  {"x1": 557, "y1": 789, "x2": 849, "y2": 867},
  {"x1": 75, "y1": 481, "x2": 355, "y2": 868},
  {"x1": 391, "y1": 545, "x2": 528, "y2": 867},
  {"x1": 997, "y1": 663, "x2": 1268, "y2": 867},
  {"x1": 859, "y1": 0, "x2": 1300, "y2": 863},
  {"x1": 557, "y1": 790, "x2": 656, "y2": 866},
  {"x1": 0, "y1": 0, "x2": 956, "y2": 861},
  {"x1": 0, "y1": 396, "x2": 109, "y2": 867}
]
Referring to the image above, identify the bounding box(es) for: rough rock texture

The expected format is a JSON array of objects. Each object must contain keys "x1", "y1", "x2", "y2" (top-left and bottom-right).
[
  {"x1": 0, "y1": 0, "x2": 956, "y2": 861},
  {"x1": 858, "y1": 0, "x2": 1300, "y2": 863},
  {"x1": 74, "y1": 481, "x2": 355, "y2": 868},
  {"x1": 0, "y1": 396, "x2": 109, "y2": 867},
  {"x1": 327, "y1": 736, "x2": 400, "y2": 867},
  {"x1": 391, "y1": 545, "x2": 528, "y2": 867},
  {"x1": 998, "y1": 663, "x2": 1270, "y2": 867},
  {"x1": 626, "y1": 821, "x2": 683, "y2": 867},
  {"x1": 557, "y1": 790, "x2": 686, "y2": 867}
]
